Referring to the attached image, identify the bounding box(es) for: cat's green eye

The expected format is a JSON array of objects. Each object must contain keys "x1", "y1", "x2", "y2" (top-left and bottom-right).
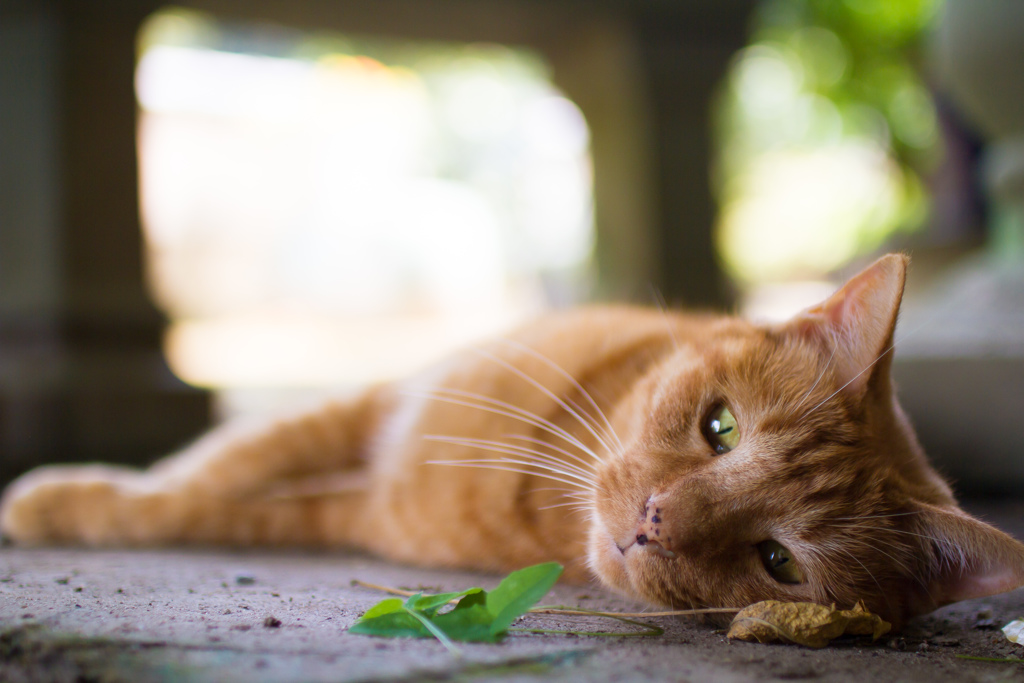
[
  {"x1": 757, "y1": 540, "x2": 804, "y2": 584},
  {"x1": 704, "y1": 404, "x2": 740, "y2": 454}
]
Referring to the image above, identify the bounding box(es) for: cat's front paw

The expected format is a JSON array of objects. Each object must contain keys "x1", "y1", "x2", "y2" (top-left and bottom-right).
[
  {"x1": 0, "y1": 465, "x2": 134, "y2": 545},
  {"x1": 0, "y1": 467, "x2": 65, "y2": 544}
]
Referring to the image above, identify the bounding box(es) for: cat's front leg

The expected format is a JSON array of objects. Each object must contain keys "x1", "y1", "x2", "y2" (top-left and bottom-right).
[
  {"x1": 0, "y1": 464, "x2": 161, "y2": 545},
  {"x1": 0, "y1": 462, "x2": 368, "y2": 547}
]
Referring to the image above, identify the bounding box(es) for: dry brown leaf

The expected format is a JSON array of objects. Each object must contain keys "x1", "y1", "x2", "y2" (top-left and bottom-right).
[{"x1": 727, "y1": 600, "x2": 891, "y2": 648}]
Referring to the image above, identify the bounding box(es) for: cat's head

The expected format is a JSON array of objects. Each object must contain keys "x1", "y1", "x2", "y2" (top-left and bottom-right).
[{"x1": 588, "y1": 254, "x2": 1024, "y2": 629}]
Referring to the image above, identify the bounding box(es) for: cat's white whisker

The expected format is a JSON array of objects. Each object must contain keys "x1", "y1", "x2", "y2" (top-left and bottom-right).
[
  {"x1": 832, "y1": 545, "x2": 892, "y2": 614},
  {"x1": 536, "y1": 500, "x2": 594, "y2": 512},
  {"x1": 417, "y1": 387, "x2": 603, "y2": 462},
  {"x1": 795, "y1": 339, "x2": 839, "y2": 413},
  {"x1": 407, "y1": 388, "x2": 602, "y2": 462},
  {"x1": 829, "y1": 511, "x2": 922, "y2": 521},
  {"x1": 475, "y1": 348, "x2": 618, "y2": 458},
  {"x1": 647, "y1": 283, "x2": 681, "y2": 353},
  {"x1": 799, "y1": 344, "x2": 894, "y2": 421},
  {"x1": 834, "y1": 520, "x2": 943, "y2": 545},
  {"x1": 828, "y1": 528, "x2": 926, "y2": 593},
  {"x1": 423, "y1": 441, "x2": 596, "y2": 486},
  {"x1": 422, "y1": 435, "x2": 595, "y2": 482},
  {"x1": 529, "y1": 485, "x2": 591, "y2": 499},
  {"x1": 528, "y1": 489, "x2": 594, "y2": 513},
  {"x1": 440, "y1": 456, "x2": 593, "y2": 487},
  {"x1": 501, "y1": 434, "x2": 597, "y2": 474},
  {"x1": 529, "y1": 486, "x2": 584, "y2": 495},
  {"x1": 425, "y1": 460, "x2": 590, "y2": 491},
  {"x1": 841, "y1": 539, "x2": 911, "y2": 577},
  {"x1": 498, "y1": 340, "x2": 625, "y2": 455},
  {"x1": 548, "y1": 495, "x2": 594, "y2": 508}
]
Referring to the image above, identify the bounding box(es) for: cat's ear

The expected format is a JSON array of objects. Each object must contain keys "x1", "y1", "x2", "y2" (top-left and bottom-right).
[
  {"x1": 780, "y1": 253, "x2": 908, "y2": 398},
  {"x1": 906, "y1": 504, "x2": 1024, "y2": 615}
]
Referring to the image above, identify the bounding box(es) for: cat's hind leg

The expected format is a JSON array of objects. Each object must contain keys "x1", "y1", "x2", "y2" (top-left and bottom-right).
[{"x1": 148, "y1": 388, "x2": 394, "y2": 498}]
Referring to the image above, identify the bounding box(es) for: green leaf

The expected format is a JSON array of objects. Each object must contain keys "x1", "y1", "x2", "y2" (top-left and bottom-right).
[
  {"x1": 348, "y1": 562, "x2": 563, "y2": 646},
  {"x1": 359, "y1": 597, "x2": 404, "y2": 619},
  {"x1": 485, "y1": 562, "x2": 563, "y2": 635},
  {"x1": 348, "y1": 610, "x2": 433, "y2": 639},
  {"x1": 454, "y1": 590, "x2": 487, "y2": 611},
  {"x1": 406, "y1": 588, "x2": 482, "y2": 617},
  {"x1": 434, "y1": 602, "x2": 501, "y2": 643}
]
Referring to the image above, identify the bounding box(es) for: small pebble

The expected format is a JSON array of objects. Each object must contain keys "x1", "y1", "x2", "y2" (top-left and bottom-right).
[
  {"x1": 263, "y1": 616, "x2": 282, "y2": 628},
  {"x1": 55, "y1": 577, "x2": 69, "y2": 585},
  {"x1": 235, "y1": 574, "x2": 256, "y2": 586},
  {"x1": 231, "y1": 624, "x2": 252, "y2": 631}
]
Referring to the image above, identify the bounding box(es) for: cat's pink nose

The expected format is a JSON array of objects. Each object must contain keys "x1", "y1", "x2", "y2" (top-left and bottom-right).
[{"x1": 636, "y1": 498, "x2": 675, "y2": 558}]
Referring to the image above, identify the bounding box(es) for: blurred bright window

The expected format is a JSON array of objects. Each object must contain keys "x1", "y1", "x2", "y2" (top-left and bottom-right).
[
  {"x1": 714, "y1": 0, "x2": 942, "y2": 320},
  {"x1": 136, "y1": 9, "x2": 593, "y2": 411}
]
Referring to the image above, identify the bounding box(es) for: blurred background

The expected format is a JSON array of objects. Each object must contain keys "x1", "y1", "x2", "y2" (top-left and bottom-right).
[{"x1": 2, "y1": 0, "x2": 1022, "y2": 493}]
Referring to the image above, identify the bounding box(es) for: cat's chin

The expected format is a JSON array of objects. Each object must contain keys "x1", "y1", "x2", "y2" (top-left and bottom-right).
[
  {"x1": 587, "y1": 524, "x2": 676, "y2": 606},
  {"x1": 587, "y1": 526, "x2": 633, "y2": 595}
]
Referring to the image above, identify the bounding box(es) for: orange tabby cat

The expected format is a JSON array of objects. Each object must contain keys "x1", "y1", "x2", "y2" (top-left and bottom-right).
[{"x1": 3, "y1": 254, "x2": 1023, "y2": 629}]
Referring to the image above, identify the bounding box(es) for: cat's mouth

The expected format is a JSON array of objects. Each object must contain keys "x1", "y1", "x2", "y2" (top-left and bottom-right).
[{"x1": 616, "y1": 536, "x2": 676, "y2": 559}]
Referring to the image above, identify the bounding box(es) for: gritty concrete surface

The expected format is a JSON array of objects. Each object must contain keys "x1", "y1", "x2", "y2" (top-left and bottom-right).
[{"x1": 2, "y1": 500, "x2": 1024, "y2": 683}]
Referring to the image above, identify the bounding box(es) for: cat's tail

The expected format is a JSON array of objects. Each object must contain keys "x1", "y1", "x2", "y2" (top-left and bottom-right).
[{"x1": 0, "y1": 464, "x2": 369, "y2": 547}]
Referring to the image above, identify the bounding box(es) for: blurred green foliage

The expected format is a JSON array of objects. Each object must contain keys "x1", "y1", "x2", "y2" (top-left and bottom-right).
[
  {"x1": 756, "y1": 0, "x2": 941, "y2": 165},
  {"x1": 715, "y1": 0, "x2": 943, "y2": 283}
]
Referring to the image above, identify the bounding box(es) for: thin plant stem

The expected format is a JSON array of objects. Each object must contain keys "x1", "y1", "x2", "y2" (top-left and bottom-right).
[
  {"x1": 512, "y1": 610, "x2": 665, "y2": 637},
  {"x1": 402, "y1": 606, "x2": 463, "y2": 657},
  {"x1": 955, "y1": 655, "x2": 1023, "y2": 664},
  {"x1": 531, "y1": 606, "x2": 740, "y2": 618}
]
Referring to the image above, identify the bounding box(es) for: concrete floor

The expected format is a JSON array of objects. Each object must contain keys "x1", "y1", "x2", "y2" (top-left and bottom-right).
[{"x1": 2, "y1": 500, "x2": 1024, "y2": 683}]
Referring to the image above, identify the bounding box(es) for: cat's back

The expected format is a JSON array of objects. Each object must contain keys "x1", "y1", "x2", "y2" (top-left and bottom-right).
[{"x1": 475, "y1": 304, "x2": 722, "y2": 380}]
